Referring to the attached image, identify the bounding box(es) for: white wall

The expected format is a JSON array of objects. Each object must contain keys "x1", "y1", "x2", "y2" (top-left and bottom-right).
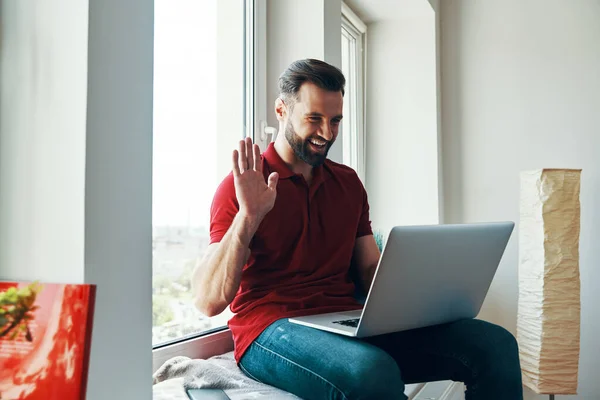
[
  {"x1": 440, "y1": 0, "x2": 600, "y2": 398},
  {"x1": 365, "y1": 13, "x2": 440, "y2": 234},
  {"x1": 0, "y1": 0, "x2": 88, "y2": 282},
  {"x1": 266, "y1": 0, "x2": 343, "y2": 162},
  {"x1": 0, "y1": 1, "x2": 154, "y2": 399}
]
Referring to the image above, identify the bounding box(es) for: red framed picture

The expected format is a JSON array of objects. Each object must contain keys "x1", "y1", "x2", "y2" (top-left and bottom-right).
[{"x1": 0, "y1": 281, "x2": 96, "y2": 400}]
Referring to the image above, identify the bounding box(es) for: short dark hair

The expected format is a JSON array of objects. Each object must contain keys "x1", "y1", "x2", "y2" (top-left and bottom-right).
[{"x1": 278, "y1": 59, "x2": 345, "y2": 105}]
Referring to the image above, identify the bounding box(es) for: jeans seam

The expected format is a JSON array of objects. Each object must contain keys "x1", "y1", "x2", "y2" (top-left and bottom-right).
[
  {"x1": 253, "y1": 341, "x2": 349, "y2": 400},
  {"x1": 238, "y1": 361, "x2": 265, "y2": 384}
]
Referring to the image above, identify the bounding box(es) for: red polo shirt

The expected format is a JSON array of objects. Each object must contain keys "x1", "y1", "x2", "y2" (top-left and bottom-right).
[{"x1": 209, "y1": 143, "x2": 372, "y2": 362}]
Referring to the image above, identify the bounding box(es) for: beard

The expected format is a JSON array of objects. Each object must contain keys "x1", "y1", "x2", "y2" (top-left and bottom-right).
[{"x1": 284, "y1": 122, "x2": 333, "y2": 167}]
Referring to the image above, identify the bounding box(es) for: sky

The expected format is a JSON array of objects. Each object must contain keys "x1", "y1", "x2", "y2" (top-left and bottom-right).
[{"x1": 153, "y1": 0, "x2": 218, "y2": 228}]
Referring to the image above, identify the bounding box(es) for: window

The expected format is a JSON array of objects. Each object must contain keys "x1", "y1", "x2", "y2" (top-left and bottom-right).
[
  {"x1": 152, "y1": 0, "x2": 256, "y2": 347},
  {"x1": 341, "y1": 3, "x2": 367, "y2": 182}
]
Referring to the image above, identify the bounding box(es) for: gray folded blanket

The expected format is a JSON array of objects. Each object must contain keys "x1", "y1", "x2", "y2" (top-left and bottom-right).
[{"x1": 152, "y1": 351, "x2": 301, "y2": 400}]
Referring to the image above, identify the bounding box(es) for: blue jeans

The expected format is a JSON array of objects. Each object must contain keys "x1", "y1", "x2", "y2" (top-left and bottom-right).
[{"x1": 239, "y1": 318, "x2": 523, "y2": 400}]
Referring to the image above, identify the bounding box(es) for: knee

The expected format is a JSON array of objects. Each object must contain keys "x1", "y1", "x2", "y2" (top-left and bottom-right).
[
  {"x1": 485, "y1": 322, "x2": 520, "y2": 363},
  {"x1": 343, "y1": 348, "x2": 407, "y2": 400},
  {"x1": 493, "y1": 326, "x2": 522, "y2": 383},
  {"x1": 472, "y1": 321, "x2": 522, "y2": 381}
]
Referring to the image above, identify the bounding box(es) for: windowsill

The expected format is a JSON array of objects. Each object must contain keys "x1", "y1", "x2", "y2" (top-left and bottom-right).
[
  {"x1": 152, "y1": 327, "x2": 426, "y2": 399},
  {"x1": 152, "y1": 328, "x2": 234, "y2": 373}
]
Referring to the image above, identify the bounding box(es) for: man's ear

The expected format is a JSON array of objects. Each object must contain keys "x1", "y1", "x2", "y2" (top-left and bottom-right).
[{"x1": 275, "y1": 98, "x2": 288, "y2": 122}]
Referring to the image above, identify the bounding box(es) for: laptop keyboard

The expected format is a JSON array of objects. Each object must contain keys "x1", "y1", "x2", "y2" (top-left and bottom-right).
[{"x1": 332, "y1": 318, "x2": 360, "y2": 328}]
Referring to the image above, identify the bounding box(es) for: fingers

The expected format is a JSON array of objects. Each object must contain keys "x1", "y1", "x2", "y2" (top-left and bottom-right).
[
  {"x1": 236, "y1": 138, "x2": 261, "y2": 175},
  {"x1": 238, "y1": 140, "x2": 247, "y2": 173},
  {"x1": 253, "y1": 143, "x2": 261, "y2": 172},
  {"x1": 267, "y1": 172, "x2": 279, "y2": 190},
  {"x1": 245, "y1": 137, "x2": 254, "y2": 171},
  {"x1": 232, "y1": 150, "x2": 241, "y2": 177}
]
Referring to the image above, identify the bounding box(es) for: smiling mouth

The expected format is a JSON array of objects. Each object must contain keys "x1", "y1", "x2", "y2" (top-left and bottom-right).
[{"x1": 308, "y1": 138, "x2": 328, "y2": 149}]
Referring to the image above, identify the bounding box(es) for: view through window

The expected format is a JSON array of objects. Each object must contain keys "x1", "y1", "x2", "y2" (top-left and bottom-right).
[{"x1": 152, "y1": 0, "x2": 240, "y2": 346}]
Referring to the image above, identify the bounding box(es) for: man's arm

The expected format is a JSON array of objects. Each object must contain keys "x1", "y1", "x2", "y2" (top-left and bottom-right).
[
  {"x1": 191, "y1": 213, "x2": 258, "y2": 316},
  {"x1": 191, "y1": 137, "x2": 278, "y2": 317},
  {"x1": 351, "y1": 235, "x2": 381, "y2": 296}
]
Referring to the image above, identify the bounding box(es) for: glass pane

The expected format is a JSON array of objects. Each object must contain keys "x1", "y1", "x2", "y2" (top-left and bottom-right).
[{"x1": 152, "y1": 0, "x2": 236, "y2": 347}]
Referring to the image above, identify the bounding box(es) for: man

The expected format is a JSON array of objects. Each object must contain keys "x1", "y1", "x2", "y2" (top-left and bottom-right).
[{"x1": 192, "y1": 59, "x2": 523, "y2": 400}]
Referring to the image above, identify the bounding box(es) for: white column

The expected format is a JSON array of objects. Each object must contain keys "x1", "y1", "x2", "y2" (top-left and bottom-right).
[{"x1": 84, "y1": 0, "x2": 154, "y2": 399}]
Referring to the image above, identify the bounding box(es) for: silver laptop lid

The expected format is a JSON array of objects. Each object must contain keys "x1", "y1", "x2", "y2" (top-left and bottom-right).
[{"x1": 356, "y1": 222, "x2": 514, "y2": 337}]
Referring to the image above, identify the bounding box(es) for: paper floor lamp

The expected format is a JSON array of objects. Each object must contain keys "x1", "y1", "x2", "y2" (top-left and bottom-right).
[{"x1": 517, "y1": 169, "x2": 581, "y2": 399}]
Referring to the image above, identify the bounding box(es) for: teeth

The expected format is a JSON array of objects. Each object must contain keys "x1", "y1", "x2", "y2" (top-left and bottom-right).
[{"x1": 310, "y1": 139, "x2": 326, "y2": 146}]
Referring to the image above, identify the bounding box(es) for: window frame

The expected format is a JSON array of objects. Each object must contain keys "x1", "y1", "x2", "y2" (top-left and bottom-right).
[
  {"x1": 251, "y1": 0, "x2": 269, "y2": 149},
  {"x1": 152, "y1": 0, "x2": 266, "y2": 364},
  {"x1": 244, "y1": 0, "x2": 255, "y2": 140},
  {"x1": 341, "y1": 2, "x2": 367, "y2": 183}
]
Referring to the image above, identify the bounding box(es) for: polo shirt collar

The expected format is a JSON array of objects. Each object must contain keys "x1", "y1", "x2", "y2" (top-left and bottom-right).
[{"x1": 263, "y1": 143, "x2": 295, "y2": 179}]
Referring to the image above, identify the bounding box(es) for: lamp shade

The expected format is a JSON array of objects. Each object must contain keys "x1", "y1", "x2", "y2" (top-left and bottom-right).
[{"x1": 517, "y1": 169, "x2": 581, "y2": 394}]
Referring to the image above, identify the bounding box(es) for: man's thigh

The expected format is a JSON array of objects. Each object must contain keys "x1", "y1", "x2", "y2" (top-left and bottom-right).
[
  {"x1": 364, "y1": 318, "x2": 521, "y2": 386},
  {"x1": 240, "y1": 319, "x2": 407, "y2": 400}
]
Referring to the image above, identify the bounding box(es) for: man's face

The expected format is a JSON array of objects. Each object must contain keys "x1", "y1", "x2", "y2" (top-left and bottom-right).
[{"x1": 282, "y1": 83, "x2": 343, "y2": 167}]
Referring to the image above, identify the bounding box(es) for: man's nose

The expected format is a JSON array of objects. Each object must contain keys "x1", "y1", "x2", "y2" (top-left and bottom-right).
[{"x1": 320, "y1": 123, "x2": 334, "y2": 141}]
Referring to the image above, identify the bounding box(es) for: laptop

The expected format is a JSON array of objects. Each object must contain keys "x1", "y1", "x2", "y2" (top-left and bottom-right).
[{"x1": 288, "y1": 222, "x2": 514, "y2": 337}]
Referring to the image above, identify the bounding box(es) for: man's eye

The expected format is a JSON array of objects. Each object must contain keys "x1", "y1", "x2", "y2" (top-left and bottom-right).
[{"x1": 308, "y1": 117, "x2": 321, "y2": 122}]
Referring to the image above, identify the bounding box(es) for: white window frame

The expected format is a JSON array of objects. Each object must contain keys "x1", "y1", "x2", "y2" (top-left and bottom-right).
[
  {"x1": 245, "y1": 0, "x2": 268, "y2": 142},
  {"x1": 152, "y1": 0, "x2": 266, "y2": 369},
  {"x1": 341, "y1": 2, "x2": 367, "y2": 183},
  {"x1": 252, "y1": 0, "x2": 269, "y2": 148}
]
